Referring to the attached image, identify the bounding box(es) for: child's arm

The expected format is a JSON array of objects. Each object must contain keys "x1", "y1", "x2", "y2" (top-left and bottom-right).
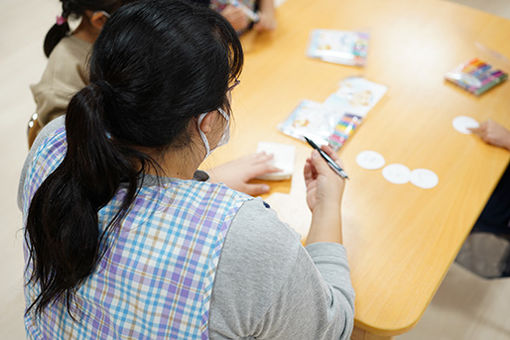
[
  {"x1": 221, "y1": 4, "x2": 251, "y2": 32},
  {"x1": 254, "y1": 0, "x2": 276, "y2": 31},
  {"x1": 469, "y1": 120, "x2": 510, "y2": 150}
]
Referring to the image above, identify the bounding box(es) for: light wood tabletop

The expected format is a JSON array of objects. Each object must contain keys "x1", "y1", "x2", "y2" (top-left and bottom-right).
[{"x1": 203, "y1": 0, "x2": 510, "y2": 338}]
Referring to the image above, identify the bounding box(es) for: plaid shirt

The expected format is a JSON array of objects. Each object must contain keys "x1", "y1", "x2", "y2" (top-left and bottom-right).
[{"x1": 22, "y1": 127, "x2": 252, "y2": 339}]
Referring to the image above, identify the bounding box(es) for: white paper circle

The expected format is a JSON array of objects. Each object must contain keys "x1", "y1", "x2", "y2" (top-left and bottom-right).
[
  {"x1": 356, "y1": 150, "x2": 386, "y2": 170},
  {"x1": 410, "y1": 169, "x2": 439, "y2": 189},
  {"x1": 382, "y1": 164, "x2": 411, "y2": 184},
  {"x1": 452, "y1": 116, "x2": 479, "y2": 134}
]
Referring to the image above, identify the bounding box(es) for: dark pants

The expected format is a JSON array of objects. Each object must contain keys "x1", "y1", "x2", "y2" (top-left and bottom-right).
[
  {"x1": 466, "y1": 161, "x2": 510, "y2": 277},
  {"x1": 473, "y1": 161, "x2": 510, "y2": 236}
]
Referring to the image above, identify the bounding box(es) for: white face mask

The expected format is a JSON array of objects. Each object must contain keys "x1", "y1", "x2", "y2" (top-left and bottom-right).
[{"x1": 197, "y1": 108, "x2": 230, "y2": 159}]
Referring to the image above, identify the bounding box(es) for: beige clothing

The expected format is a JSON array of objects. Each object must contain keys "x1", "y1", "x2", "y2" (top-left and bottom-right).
[{"x1": 30, "y1": 35, "x2": 92, "y2": 126}]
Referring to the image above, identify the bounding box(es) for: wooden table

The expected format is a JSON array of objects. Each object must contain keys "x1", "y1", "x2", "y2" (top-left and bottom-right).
[{"x1": 203, "y1": 0, "x2": 510, "y2": 338}]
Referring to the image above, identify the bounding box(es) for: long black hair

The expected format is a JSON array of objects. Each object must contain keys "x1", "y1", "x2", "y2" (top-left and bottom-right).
[
  {"x1": 44, "y1": 0, "x2": 122, "y2": 57},
  {"x1": 26, "y1": 0, "x2": 243, "y2": 317}
]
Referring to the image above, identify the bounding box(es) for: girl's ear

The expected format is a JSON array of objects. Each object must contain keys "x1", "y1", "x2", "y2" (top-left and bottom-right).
[{"x1": 90, "y1": 11, "x2": 109, "y2": 30}]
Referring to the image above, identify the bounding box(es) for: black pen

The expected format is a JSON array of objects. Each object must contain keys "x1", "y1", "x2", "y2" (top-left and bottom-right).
[{"x1": 304, "y1": 136, "x2": 349, "y2": 180}]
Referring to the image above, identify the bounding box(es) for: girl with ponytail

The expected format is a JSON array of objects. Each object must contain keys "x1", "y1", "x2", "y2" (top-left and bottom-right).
[
  {"x1": 31, "y1": 0, "x2": 122, "y2": 128},
  {"x1": 20, "y1": 1, "x2": 354, "y2": 338}
]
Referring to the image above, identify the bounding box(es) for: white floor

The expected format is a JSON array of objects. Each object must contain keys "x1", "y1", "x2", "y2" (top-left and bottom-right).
[
  {"x1": 0, "y1": 0, "x2": 509, "y2": 339},
  {"x1": 447, "y1": 0, "x2": 510, "y2": 20},
  {"x1": 0, "y1": 0, "x2": 61, "y2": 338},
  {"x1": 397, "y1": 263, "x2": 510, "y2": 340}
]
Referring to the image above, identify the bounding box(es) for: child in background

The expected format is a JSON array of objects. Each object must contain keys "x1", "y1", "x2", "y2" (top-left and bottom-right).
[
  {"x1": 202, "y1": 0, "x2": 276, "y2": 33},
  {"x1": 29, "y1": 0, "x2": 279, "y2": 196},
  {"x1": 455, "y1": 120, "x2": 510, "y2": 278},
  {"x1": 469, "y1": 119, "x2": 510, "y2": 236},
  {"x1": 31, "y1": 0, "x2": 275, "y2": 127},
  {"x1": 31, "y1": 0, "x2": 122, "y2": 128}
]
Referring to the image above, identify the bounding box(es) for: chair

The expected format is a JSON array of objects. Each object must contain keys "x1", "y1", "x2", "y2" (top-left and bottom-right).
[{"x1": 27, "y1": 113, "x2": 41, "y2": 149}]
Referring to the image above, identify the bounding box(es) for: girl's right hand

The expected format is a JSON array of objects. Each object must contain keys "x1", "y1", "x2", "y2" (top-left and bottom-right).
[{"x1": 303, "y1": 145, "x2": 346, "y2": 213}]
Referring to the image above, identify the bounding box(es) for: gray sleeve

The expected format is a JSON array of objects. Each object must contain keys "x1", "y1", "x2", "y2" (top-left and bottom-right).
[
  {"x1": 17, "y1": 116, "x2": 66, "y2": 210},
  {"x1": 209, "y1": 198, "x2": 355, "y2": 340}
]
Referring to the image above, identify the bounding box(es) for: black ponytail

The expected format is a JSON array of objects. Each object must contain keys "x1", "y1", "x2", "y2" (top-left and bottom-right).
[
  {"x1": 43, "y1": 0, "x2": 122, "y2": 57},
  {"x1": 44, "y1": 22, "x2": 71, "y2": 57},
  {"x1": 25, "y1": 83, "x2": 149, "y2": 316},
  {"x1": 26, "y1": 0, "x2": 243, "y2": 318}
]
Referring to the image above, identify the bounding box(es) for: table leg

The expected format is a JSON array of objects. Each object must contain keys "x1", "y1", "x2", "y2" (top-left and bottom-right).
[{"x1": 351, "y1": 326, "x2": 394, "y2": 340}]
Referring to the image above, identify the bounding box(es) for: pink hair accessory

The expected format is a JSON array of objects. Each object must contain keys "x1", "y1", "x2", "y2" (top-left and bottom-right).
[{"x1": 56, "y1": 15, "x2": 67, "y2": 25}]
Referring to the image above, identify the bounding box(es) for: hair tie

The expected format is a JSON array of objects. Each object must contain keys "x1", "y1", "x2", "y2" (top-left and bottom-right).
[
  {"x1": 56, "y1": 15, "x2": 67, "y2": 26},
  {"x1": 94, "y1": 80, "x2": 114, "y2": 96}
]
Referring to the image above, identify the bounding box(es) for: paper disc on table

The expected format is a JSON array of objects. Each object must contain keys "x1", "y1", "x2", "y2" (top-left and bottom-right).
[
  {"x1": 356, "y1": 150, "x2": 385, "y2": 170},
  {"x1": 452, "y1": 116, "x2": 479, "y2": 134},
  {"x1": 382, "y1": 164, "x2": 411, "y2": 184},
  {"x1": 410, "y1": 168, "x2": 439, "y2": 189}
]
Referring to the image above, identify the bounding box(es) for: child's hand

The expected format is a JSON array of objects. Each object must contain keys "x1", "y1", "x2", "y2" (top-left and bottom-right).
[
  {"x1": 303, "y1": 145, "x2": 345, "y2": 213},
  {"x1": 254, "y1": 10, "x2": 276, "y2": 32},
  {"x1": 469, "y1": 119, "x2": 510, "y2": 150},
  {"x1": 221, "y1": 5, "x2": 250, "y2": 32},
  {"x1": 208, "y1": 152, "x2": 281, "y2": 196}
]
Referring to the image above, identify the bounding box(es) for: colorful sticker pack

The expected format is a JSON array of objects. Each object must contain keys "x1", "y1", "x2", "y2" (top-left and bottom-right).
[
  {"x1": 323, "y1": 77, "x2": 388, "y2": 116},
  {"x1": 307, "y1": 30, "x2": 369, "y2": 66},
  {"x1": 278, "y1": 77, "x2": 387, "y2": 150},
  {"x1": 445, "y1": 58, "x2": 508, "y2": 96},
  {"x1": 328, "y1": 113, "x2": 363, "y2": 150},
  {"x1": 278, "y1": 100, "x2": 341, "y2": 147}
]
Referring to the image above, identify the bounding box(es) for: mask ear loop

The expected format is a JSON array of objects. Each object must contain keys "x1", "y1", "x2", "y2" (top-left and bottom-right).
[
  {"x1": 218, "y1": 108, "x2": 229, "y2": 120},
  {"x1": 197, "y1": 109, "x2": 231, "y2": 160},
  {"x1": 67, "y1": 14, "x2": 82, "y2": 33},
  {"x1": 197, "y1": 113, "x2": 211, "y2": 158},
  {"x1": 216, "y1": 108, "x2": 230, "y2": 146},
  {"x1": 96, "y1": 10, "x2": 111, "y2": 19}
]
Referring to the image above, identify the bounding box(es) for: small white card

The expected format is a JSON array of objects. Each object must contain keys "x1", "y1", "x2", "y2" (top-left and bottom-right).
[
  {"x1": 452, "y1": 116, "x2": 479, "y2": 134},
  {"x1": 382, "y1": 163, "x2": 411, "y2": 184},
  {"x1": 356, "y1": 150, "x2": 386, "y2": 170},
  {"x1": 256, "y1": 142, "x2": 295, "y2": 181},
  {"x1": 410, "y1": 168, "x2": 439, "y2": 189}
]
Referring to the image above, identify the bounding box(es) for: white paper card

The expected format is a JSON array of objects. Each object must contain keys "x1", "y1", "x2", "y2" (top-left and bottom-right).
[
  {"x1": 382, "y1": 164, "x2": 411, "y2": 184},
  {"x1": 256, "y1": 142, "x2": 295, "y2": 181},
  {"x1": 356, "y1": 150, "x2": 385, "y2": 170},
  {"x1": 452, "y1": 116, "x2": 479, "y2": 134},
  {"x1": 410, "y1": 168, "x2": 438, "y2": 189}
]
